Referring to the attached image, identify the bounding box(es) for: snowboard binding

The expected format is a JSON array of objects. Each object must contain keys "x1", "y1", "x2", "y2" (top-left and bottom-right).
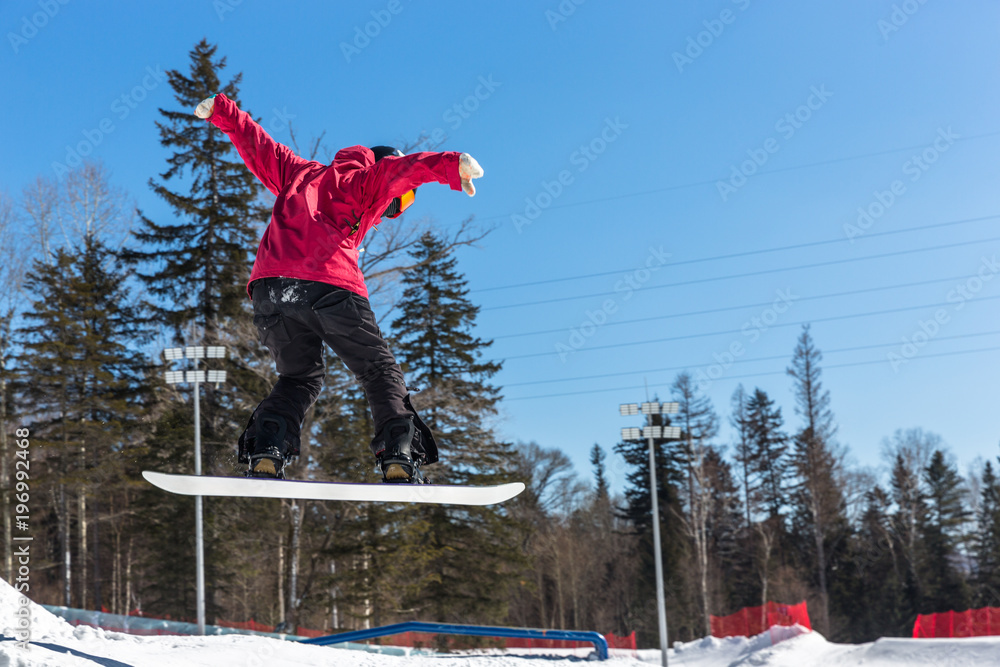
[
  {"x1": 371, "y1": 416, "x2": 430, "y2": 484},
  {"x1": 239, "y1": 412, "x2": 299, "y2": 479}
]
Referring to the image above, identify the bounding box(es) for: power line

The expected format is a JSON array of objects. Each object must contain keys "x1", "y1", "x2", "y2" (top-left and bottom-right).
[
  {"x1": 501, "y1": 329, "x2": 1000, "y2": 388},
  {"x1": 464, "y1": 129, "x2": 1000, "y2": 228},
  {"x1": 482, "y1": 233, "x2": 1000, "y2": 311},
  {"x1": 503, "y1": 344, "x2": 1000, "y2": 402},
  {"x1": 495, "y1": 293, "x2": 1000, "y2": 361},
  {"x1": 472, "y1": 213, "x2": 1000, "y2": 294},
  {"x1": 491, "y1": 272, "x2": 997, "y2": 340}
]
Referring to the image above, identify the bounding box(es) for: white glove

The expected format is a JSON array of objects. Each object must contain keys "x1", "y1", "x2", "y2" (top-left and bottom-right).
[
  {"x1": 194, "y1": 96, "x2": 216, "y2": 119},
  {"x1": 459, "y1": 153, "x2": 484, "y2": 197}
]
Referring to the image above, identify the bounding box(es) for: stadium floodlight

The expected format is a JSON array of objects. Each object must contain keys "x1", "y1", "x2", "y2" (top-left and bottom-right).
[
  {"x1": 619, "y1": 403, "x2": 640, "y2": 417},
  {"x1": 621, "y1": 427, "x2": 642, "y2": 441},
  {"x1": 185, "y1": 370, "x2": 207, "y2": 384},
  {"x1": 206, "y1": 370, "x2": 227, "y2": 384},
  {"x1": 162, "y1": 345, "x2": 228, "y2": 636},
  {"x1": 164, "y1": 370, "x2": 185, "y2": 385},
  {"x1": 619, "y1": 399, "x2": 684, "y2": 667}
]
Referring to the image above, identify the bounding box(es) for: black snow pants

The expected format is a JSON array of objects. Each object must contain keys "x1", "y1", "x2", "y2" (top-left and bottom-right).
[{"x1": 243, "y1": 277, "x2": 437, "y2": 463}]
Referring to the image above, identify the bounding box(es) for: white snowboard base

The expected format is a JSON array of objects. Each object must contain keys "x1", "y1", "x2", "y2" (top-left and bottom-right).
[{"x1": 142, "y1": 471, "x2": 524, "y2": 506}]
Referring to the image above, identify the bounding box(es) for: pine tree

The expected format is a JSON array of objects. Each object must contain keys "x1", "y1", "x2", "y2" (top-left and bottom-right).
[
  {"x1": 973, "y1": 460, "x2": 1000, "y2": 605},
  {"x1": 889, "y1": 451, "x2": 925, "y2": 614},
  {"x1": 18, "y1": 237, "x2": 149, "y2": 608},
  {"x1": 614, "y1": 406, "x2": 686, "y2": 645},
  {"x1": 730, "y1": 384, "x2": 754, "y2": 530},
  {"x1": 786, "y1": 325, "x2": 845, "y2": 635},
  {"x1": 701, "y1": 447, "x2": 745, "y2": 614},
  {"x1": 849, "y1": 486, "x2": 907, "y2": 639},
  {"x1": 919, "y1": 450, "x2": 970, "y2": 612},
  {"x1": 744, "y1": 388, "x2": 788, "y2": 522},
  {"x1": 590, "y1": 444, "x2": 610, "y2": 508},
  {"x1": 390, "y1": 232, "x2": 522, "y2": 622},
  {"x1": 123, "y1": 39, "x2": 265, "y2": 342},
  {"x1": 121, "y1": 43, "x2": 271, "y2": 617}
]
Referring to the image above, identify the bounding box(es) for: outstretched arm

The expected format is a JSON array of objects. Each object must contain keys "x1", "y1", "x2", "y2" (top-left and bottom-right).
[
  {"x1": 195, "y1": 94, "x2": 308, "y2": 196},
  {"x1": 358, "y1": 150, "x2": 484, "y2": 216}
]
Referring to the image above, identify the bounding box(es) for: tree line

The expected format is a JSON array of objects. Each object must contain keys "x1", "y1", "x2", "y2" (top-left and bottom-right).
[{"x1": 1, "y1": 41, "x2": 998, "y2": 647}]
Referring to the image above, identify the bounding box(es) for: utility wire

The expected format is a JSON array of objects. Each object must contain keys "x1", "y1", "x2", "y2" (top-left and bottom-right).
[
  {"x1": 495, "y1": 294, "x2": 1000, "y2": 361},
  {"x1": 501, "y1": 329, "x2": 1000, "y2": 388},
  {"x1": 483, "y1": 233, "x2": 1000, "y2": 311},
  {"x1": 491, "y1": 271, "x2": 998, "y2": 340},
  {"x1": 472, "y1": 213, "x2": 1000, "y2": 294},
  {"x1": 466, "y1": 130, "x2": 1000, "y2": 228},
  {"x1": 503, "y1": 344, "x2": 1000, "y2": 402}
]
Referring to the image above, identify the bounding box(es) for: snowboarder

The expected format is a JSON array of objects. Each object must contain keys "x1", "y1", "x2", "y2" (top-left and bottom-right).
[{"x1": 193, "y1": 93, "x2": 484, "y2": 482}]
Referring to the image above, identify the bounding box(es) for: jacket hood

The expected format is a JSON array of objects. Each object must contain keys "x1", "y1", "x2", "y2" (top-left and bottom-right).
[{"x1": 332, "y1": 145, "x2": 375, "y2": 172}]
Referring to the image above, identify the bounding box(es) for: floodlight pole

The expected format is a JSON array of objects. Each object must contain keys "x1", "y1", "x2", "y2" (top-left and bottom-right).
[
  {"x1": 646, "y1": 411, "x2": 669, "y2": 667},
  {"x1": 192, "y1": 353, "x2": 206, "y2": 636},
  {"x1": 164, "y1": 346, "x2": 226, "y2": 637},
  {"x1": 619, "y1": 402, "x2": 672, "y2": 667}
]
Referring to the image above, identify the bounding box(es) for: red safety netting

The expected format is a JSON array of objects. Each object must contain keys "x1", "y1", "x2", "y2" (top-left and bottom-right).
[
  {"x1": 912, "y1": 607, "x2": 1000, "y2": 638},
  {"x1": 710, "y1": 601, "x2": 811, "y2": 638}
]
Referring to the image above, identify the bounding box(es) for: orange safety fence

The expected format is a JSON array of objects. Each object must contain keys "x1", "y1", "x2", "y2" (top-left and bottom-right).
[
  {"x1": 710, "y1": 601, "x2": 811, "y2": 638},
  {"x1": 912, "y1": 607, "x2": 1000, "y2": 638}
]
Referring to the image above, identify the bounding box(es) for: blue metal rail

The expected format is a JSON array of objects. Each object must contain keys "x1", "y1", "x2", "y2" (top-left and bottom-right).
[{"x1": 301, "y1": 621, "x2": 610, "y2": 660}]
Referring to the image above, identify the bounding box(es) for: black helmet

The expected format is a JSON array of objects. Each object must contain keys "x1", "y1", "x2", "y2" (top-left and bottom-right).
[{"x1": 371, "y1": 145, "x2": 416, "y2": 219}]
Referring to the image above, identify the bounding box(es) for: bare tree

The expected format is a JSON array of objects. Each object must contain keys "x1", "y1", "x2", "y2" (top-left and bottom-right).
[
  {"x1": 671, "y1": 372, "x2": 719, "y2": 636},
  {"x1": 21, "y1": 176, "x2": 59, "y2": 262},
  {"x1": 60, "y1": 162, "x2": 135, "y2": 249},
  {"x1": 0, "y1": 191, "x2": 26, "y2": 580}
]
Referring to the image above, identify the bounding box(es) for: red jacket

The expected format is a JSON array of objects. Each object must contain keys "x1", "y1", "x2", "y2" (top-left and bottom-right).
[{"x1": 208, "y1": 93, "x2": 464, "y2": 298}]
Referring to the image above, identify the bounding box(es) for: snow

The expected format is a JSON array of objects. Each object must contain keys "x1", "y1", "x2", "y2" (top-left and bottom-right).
[{"x1": 2, "y1": 578, "x2": 1000, "y2": 667}]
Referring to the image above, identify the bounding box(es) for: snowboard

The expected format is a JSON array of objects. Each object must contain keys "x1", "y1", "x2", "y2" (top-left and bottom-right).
[{"x1": 142, "y1": 471, "x2": 524, "y2": 506}]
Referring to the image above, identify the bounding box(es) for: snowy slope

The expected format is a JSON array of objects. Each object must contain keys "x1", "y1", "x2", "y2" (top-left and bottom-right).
[{"x1": 2, "y1": 578, "x2": 1000, "y2": 667}]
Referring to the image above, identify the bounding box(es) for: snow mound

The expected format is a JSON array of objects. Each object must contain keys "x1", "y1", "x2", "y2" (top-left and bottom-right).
[
  {"x1": 0, "y1": 576, "x2": 77, "y2": 643},
  {"x1": 2, "y1": 577, "x2": 1000, "y2": 667}
]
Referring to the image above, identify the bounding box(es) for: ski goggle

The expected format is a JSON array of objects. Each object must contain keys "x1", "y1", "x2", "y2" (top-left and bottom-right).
[{"x1": 383, "y1": 188, "x2": 416, "y2": 219}]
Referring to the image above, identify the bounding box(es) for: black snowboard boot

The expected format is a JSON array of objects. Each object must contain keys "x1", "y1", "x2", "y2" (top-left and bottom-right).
[
  {"x1": 370, "y1": 417, "x2": 421, "y2": 483},
  {"x1": 245, "y1": 412, "x2": 296, "y2": 478}
]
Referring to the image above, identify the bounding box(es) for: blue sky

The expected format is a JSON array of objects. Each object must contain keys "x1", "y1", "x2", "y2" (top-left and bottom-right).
[{"x1": 3, "y1": 0, "x2": 1000, "y2": 493}]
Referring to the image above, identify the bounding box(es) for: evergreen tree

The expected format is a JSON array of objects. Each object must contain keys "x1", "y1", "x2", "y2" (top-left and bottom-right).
[
  {"x1": 786, "y1": 325, "x2": 845, "y2": 635},
  {"x1": 919, "y1": 450, "x2": 970, "y2": 612},
  {"x1": 121, "y1": 43, "x2": 270, "y2": 615},
  {"x1": 390, "y1": 232, "x2": 522, "y2": 622},
  {"x1": 730, "y1": 384, "x2": 754, "y2": 530},
  {"x1": 123, "y1": 39, "x2": 265, "y2": 342},
  {"x1": 590, "y1": 443, "x2": 610, "y2": 506},
  {"x1": 973, "y1": 460, "x2": 1000, "y2": 605},
  {"x1": 889, "y1": 451, "x2": 925, "y2": 614},
  {"x1": 849, "y1": 486, "x2": 907, "y2": 639},
  {"x1": 701, "y1": 447, "x2": 745, "y2": 613},
  {"x1": 614, "y1": 406, "x2": 686, "y2": 644},
  {"x1": 18, "y1": 237, "x2": 149, "y2": 608},
  {"x1": 744, "y1": 388, "x2": 789, "y2": 522}
]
